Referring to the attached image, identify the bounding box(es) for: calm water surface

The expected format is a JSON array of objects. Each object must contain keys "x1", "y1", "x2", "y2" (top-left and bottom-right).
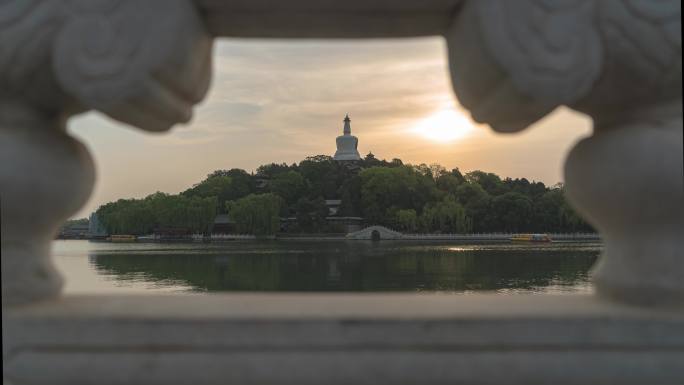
[{"x1": 53, "y1": 240, "x2": 601, "y2": 295}]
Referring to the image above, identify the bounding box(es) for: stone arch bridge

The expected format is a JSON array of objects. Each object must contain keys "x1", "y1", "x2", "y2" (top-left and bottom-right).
[{"x1": 346, "y1": 226, "x2": 403, "y2": 240}]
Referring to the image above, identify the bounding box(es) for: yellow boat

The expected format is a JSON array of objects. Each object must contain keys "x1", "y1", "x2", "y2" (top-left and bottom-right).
[
  {"x1": 108, "y1": 234, "x2": 137, "y2": 243},
  {"x1": 510, "y1": 234, "x2": 552, "y2": 243}
]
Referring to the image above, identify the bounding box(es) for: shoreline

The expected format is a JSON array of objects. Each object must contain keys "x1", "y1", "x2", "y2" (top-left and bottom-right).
[{"x1": 58, "y1": 233, "x2": 602, "y2": 243}]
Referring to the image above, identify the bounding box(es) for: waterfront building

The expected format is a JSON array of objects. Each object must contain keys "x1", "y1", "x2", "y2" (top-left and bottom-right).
[
  {"x1": 325, "y1": 216, "x2": 363, "y2": 233},
  {"x1": 324, "y1": 199, "x2": 342, "y2": 216},
  {"x1": 279, "y1": 216, "x2": 363, "y2": 234},
  {"x1": 333, "y1": 114, "x2": 361, "y2": 162},
  {"x1": 59, "y1": 221, "x2": 90, "y2": 239},
  {"x1": 212, "y1": 214, "x2": 236, "y2": 234}
]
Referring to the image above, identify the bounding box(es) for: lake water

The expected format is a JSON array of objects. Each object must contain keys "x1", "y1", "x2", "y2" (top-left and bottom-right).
[{"x1": 53, "y1": 240, "x2": 601, "y2": 295}]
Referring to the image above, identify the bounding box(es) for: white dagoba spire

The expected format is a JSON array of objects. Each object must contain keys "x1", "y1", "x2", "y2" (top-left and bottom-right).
[
  {"x1": 334, "y1": 114, "x2": 361, "y2": 161},
  {"x1": 343, "y1": 113, "x2": 351, "y2": 135}
]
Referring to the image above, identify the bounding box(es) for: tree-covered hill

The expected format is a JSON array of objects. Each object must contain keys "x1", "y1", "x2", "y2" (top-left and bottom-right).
[{"x1": 96, "y1": 154, "x2": 593, "y2": 235}]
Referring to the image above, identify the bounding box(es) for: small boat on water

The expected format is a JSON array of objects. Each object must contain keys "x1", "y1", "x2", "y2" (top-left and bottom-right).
[
  {"x1": 107, "y1": 234, "x2": 137, "y2": 243},
  {"x1": 510, "y1": 234, "x2": 552, "y2": 243}
]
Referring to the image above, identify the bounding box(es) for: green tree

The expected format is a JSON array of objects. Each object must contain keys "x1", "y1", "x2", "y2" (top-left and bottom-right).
[
  {"x1": 270, "y1": 170, "x2": 308, "y2": 206},
  {"x1": 491, "y1": 192, "x2": 533, "y2": 232},
  {"x1": 294, "y1": 197, "x2": 329, "y2": 232},
  {"x1": 359, "y1": 166, "x2": 437, "y2": 226},
  {"x1": 429, "y1": 163, "x2": 447, "y2": 179},
  {"x1": 436, "y1": 174, "x2": 463, "y2": 195},
  {"x1": 183, "y1": 175, "x2": 232, "y2": 208},
  {"x1": 97, "y1": 193, "x2": 216, "y2": 235},
  {"x1": 413, "y1": 163, "x2": 433, "y2": 179},
  {"x1": 185, "y1": 176, "x2": 229, "y2": 198},
  {"x1": 393, "y1": 209, "x2": 418, "y2": 232},
  {"x1": 455, "y1": 182, "x2": 492, "y2": 232},
  {"x1": 63, "y1": 217, "x2": 89, "y2": 228},
  {"x1": 337, "y1": 175, "x2": 362, "y2": 217},
  {"x1": 532, "y1": 188, "x2": 564, "y2": 232},
  {"x1": 449, "y1": 168, "x2": 466, "y2": 184},
  {"x1": 531, "y1": 185, "x2": 593, "y2": 233},
  {"x1": 226, "y1": 193, "x2": 283, "y2": 236},
  {"x1": 256, "y1": 163, "x2": 293, "y2": 178},
  {"x1": 465, "y1": 171, "x2": 506, "y2": 196},
  {"x1": 211, "y1": 169, "x2": 256, "y2": 200},
  {"x1": 297, "y1": 155, "x2": 339, "y2": 199},
  {"x1": 420, "y1": 195, "x2": 472, "y2": 233}
]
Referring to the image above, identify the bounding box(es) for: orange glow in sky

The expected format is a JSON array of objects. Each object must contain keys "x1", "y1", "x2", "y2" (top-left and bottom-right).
[{"x1": 410, "y1": 107, "x2": 474, "y2": 143}]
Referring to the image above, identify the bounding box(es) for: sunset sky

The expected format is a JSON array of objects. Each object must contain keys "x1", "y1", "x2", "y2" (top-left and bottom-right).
[{"x1": 69, "y1": 37, "x2": 592, "y2": 218}]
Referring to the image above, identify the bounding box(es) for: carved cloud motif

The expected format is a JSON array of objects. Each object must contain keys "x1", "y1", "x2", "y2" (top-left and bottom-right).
[
  {"x1": 446, "y1": 0, "x2": 604, "y2": 133},
  {"x1": 448, "y1": 0, "x2": 680, "y2": 132},
  {"x1": 591, "y1": 0, "x2": 682, "y2": 108},
  {"x1": 53, "y1": 0, "x2": 213, "y2": 131},
  {"x1": 477, "y1": 0, "x2": 603, "y2": 107},
  {"x1": 1, "y1": 0, "x2": 213, "y2": 131},
  {"x1": 0, "y1": 0, "x2": 67, "y2": 112}
]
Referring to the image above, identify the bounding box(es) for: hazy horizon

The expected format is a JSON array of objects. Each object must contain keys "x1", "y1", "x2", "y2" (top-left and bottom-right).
[{"x1": 69, "y1": 37, "x2": 592, "y2": 218}]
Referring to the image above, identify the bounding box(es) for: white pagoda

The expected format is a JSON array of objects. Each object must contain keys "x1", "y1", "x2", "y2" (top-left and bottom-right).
[{"x1": 333, "y1": 114, "x2": 361, "y2": 161}]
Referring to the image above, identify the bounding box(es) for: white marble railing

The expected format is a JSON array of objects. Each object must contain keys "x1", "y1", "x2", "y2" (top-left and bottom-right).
[{"x1": 1, "y1": 0, "x2": 682, "y2": 384}]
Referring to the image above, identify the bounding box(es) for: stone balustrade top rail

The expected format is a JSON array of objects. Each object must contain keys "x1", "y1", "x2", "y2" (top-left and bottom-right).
[
  {"x1": 4, "y1": 294, "x2": 684, "y2": 384},
  {"x1": 195, "y1": 0, "x2": 465, "y2": 37}
]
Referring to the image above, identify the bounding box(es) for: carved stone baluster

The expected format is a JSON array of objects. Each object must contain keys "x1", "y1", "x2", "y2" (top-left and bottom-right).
[
  {"x1": 446, "y1": 0, "x2": 682, "y2": 306},
  {"x1": 0, "y1": 104, "x2": 95, "y2": 306},
  {"x1": 0, "y1": 0, "x2": 213, "y2": 306},
  {"x1": 565, "y1": 104, "x2": 682, "y2": 306}
]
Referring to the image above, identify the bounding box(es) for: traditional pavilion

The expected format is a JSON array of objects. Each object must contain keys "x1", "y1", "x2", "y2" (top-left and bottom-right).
[{"x1": 333, "y1": 114, "x2": 361, "y2": 162}]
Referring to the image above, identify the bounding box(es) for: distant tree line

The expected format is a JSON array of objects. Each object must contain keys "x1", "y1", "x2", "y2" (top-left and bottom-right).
[
  {"x1": 96, "y1": 153, "x2": 593, "y2": 235},
  {"x1": 97, "y1": 193, "x2": 217, "y2": 235},
  {"x1": 62, "y1": 217, "x2": 89, "y2": 229}
]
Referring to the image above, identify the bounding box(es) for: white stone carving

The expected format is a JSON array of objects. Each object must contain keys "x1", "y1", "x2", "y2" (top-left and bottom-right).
[
  {"x1": 445, "y1": 0, "x2": 682, "y2": 305},
  {"x1": 565, "y1": 107, "x2": 683, "y2": 306},
  {"x1": 0, "y1": 0, "x2": 213, "y2": 132},
  {"x1": 1, "y1": 0, "x2": 682, "y2": 382},
  {"x1": 53, "y1": 0, "x2": 213, "y2": 131},
  {"x1": 0, "y1": 114, "x2": 95, "y2": 306},
  {"x1": 3, "y1": 294, "x2": 684, "y2": 385},
  {"x1": 0, "y1": 0, "x2": 213, "y2": 305}
]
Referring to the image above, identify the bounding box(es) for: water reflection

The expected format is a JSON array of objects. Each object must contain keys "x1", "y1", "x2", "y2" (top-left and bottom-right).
[{"x1": 86, "y1": 241, "x2": 600, "y2": 293}]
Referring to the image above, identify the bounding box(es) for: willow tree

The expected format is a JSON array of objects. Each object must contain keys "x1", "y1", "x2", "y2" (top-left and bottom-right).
[
  {"x1": 420, "y1": 195, "x2": 472, "y2": 234},
  {"x1": 226, "y1": 193, "x2": 283, "y2": 236}
]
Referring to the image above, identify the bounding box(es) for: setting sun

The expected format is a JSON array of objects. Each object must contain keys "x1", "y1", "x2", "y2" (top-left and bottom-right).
[{"x1": 411, "y1": 108, "x2": 474, "y2": 142}]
